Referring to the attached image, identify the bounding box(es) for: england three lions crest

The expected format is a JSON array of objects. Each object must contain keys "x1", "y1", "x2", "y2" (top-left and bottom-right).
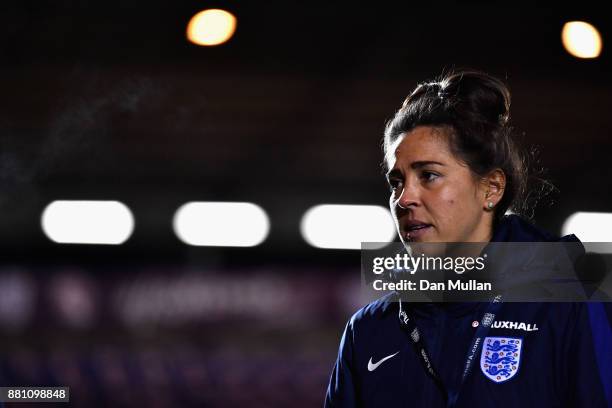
[{"x1": 480, "y1": 337, "x2": 522, "y2": 383}]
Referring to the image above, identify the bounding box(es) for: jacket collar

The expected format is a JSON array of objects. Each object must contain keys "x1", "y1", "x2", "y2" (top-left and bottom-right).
[{"x1": 491, "y1": 214, "x2": 581, "y2": 244}]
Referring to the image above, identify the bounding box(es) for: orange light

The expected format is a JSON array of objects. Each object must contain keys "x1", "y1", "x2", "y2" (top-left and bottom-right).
[
  {"x1": 186, "y1": 9, "x2": 236, "y2": 46},
  {"x1": 561, "y1": 21, "x2": 602, "y2": 59}
]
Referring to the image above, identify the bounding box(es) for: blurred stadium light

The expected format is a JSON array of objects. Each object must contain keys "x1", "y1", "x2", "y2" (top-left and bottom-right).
[
  {"x1": 300, "y1": 204, "x2": 395, "y2": 249},
  {"x1": 41, "y1": 201, "x2": 134, "y2": 245},
  {"x1": 562, "y1": 211, "x2": 612, "y2": 243},
  {"x1": 186, "y1": 9, "x2": 237, "y2": 46},
  {"x1": 562, "y1": 21, "x2": 602, "y2": 58},
  {"x1": 173, "y1": 202, "x2": 269, "y2": 247}
]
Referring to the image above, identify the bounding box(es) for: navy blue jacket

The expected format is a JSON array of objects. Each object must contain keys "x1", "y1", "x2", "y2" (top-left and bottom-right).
[{"x1": 325, "y1": 215, "x2": 612, "y2": 407}]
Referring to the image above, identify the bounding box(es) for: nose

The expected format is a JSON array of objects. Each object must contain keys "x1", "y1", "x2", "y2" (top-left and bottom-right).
[{"x1": 394, "y1": 180, "x2": 419, "y2": 210}]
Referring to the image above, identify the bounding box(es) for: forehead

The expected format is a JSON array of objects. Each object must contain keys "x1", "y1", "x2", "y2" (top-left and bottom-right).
[{"x1": 386, "y1": 126, "x2": 453, "y2": 168}]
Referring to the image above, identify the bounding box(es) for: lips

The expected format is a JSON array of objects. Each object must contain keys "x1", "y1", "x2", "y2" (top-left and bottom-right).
[
  {"x1": 402, "y1": 220, "x2": 432, "y2": 241},
  {"x1": 404, "y1": 220, "x2": 431, "y2": 230}
]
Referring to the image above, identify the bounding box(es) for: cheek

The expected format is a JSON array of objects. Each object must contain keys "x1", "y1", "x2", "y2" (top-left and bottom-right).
[
  {"x1": 388, "y1": 194, "x2": 396, "y2": 213},
  {"x1": 389, "y1": 195, "x2": 401, "y2": 226},
  {"x1": 431, "y1": 185, "x2": 476, "y2": 221},
  {"x1": 436, "y1": 188, "x2": 460, "y2": 209}
]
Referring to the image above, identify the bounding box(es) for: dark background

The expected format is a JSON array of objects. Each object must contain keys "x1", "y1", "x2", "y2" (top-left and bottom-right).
[{"x1": 0, "y1": 2, "x2": 610, "y2": 406}]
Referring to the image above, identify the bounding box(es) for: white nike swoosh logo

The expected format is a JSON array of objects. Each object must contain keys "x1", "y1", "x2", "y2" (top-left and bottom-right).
[{"x1": 367, "y1": 351, "x2": 400, "y2": 372}]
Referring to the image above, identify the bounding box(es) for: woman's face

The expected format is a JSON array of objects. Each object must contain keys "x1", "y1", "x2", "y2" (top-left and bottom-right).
[{"x1": 386, "y1": 126, "x2": 493, "y2": 244}]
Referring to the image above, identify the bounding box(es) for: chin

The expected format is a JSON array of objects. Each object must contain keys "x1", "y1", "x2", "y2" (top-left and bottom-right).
[{"x1": 402, "y1": 238, "x2": 448, "y2": 258}]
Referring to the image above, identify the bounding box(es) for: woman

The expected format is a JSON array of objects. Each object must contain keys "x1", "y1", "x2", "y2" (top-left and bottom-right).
[{"x1": 324, "y1": 71, "x2": 611, "y2": 407}]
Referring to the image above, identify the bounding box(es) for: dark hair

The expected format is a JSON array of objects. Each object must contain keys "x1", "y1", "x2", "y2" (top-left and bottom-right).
[{"x1": 382, "y1": 70, "x2": 551, "y2": 221}]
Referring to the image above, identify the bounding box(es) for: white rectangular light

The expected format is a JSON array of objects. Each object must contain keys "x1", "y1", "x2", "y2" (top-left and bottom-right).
[
  {"x1": 300, "y1": 204, "x2": 396, "y2": 250},
  {"x1": 562, "y1": 212, "x2": 612, "y2": 251},
  {"x1": 41, "y1": 200, "x2": 134, "y2": 245},
  {"x1": 173, "y1": 202, "x2": 269, "y2": 247}
]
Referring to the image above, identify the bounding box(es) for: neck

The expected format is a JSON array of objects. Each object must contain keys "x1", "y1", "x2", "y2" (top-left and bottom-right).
[{"x1": 448, "y1": 216, "x2": 493, "y2": 258}]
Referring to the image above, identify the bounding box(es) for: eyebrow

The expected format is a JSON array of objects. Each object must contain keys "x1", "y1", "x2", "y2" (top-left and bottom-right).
[{"x1": 385, "y1": 161, "x2": 445, "y2": 179}]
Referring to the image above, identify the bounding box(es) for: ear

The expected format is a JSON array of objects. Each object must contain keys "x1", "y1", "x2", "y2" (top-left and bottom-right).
[{"x1": 481, "y1": 169, "x2": 506, "y2": 210}]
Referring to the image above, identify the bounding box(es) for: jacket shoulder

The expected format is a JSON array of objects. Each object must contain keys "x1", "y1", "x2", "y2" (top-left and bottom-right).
[{"x1": 349, "y1": 292, "x2": 398, "y2": 328}]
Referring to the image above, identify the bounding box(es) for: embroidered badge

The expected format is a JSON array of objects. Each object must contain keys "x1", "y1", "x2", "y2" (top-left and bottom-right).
[
  {"x1": 481, "y1": 312, "x2": 495, "y2": 327},
  {"x1": 480, "y1": 337, "x2": 522, "y2": 383}
]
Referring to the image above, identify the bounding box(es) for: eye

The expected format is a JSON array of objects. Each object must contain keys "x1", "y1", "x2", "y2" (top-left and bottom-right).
[
  {"x1": 420, "y1": 171, "x2": 439, "y2": 183},
  {"x1": 388, "y1": 178, "x2": 403, "y2": 191}
]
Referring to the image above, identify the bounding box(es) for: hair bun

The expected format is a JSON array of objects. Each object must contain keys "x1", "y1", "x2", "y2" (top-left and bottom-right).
[{"x1": 444, "y1": 71, "x2": 511, "y2": 127}]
